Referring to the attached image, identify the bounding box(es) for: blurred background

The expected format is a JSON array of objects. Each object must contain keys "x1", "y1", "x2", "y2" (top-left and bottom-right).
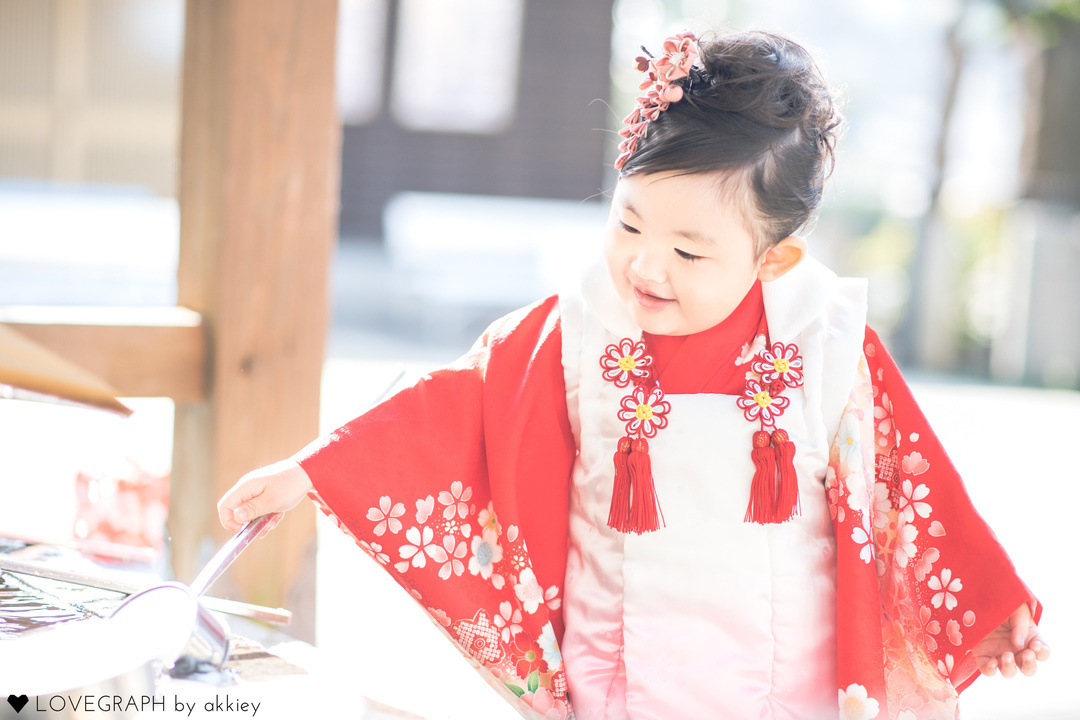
[{"x1": 0, "y1": 0, "x2": 1078, "y2": 718}]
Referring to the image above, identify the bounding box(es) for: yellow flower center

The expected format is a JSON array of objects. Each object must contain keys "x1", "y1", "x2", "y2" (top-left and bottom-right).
[
  {"x1": 635, "y1": 403, "x2": 653, "y2": 420},
  {"x1": 773, "y1": 358, "x2": 790, "y2": 374},
  {"x1": 842, "y1": 697, "x2": 865, "y2": 719},
  {"x1": 618, "y1": 355, "x2": 637, "y2": 372},
  {"x1": 753, "y1": 390, "x2": 773, "y2": 408}
]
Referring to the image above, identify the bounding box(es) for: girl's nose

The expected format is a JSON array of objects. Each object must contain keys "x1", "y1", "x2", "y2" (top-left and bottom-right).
[{"x1": 630, "y1": 246, "x2": 667, "y2": 284}]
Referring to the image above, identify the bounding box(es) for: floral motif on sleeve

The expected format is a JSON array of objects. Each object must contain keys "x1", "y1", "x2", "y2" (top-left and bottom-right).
[
  {"x1": 829, "y1": 350, "x2": 960, "y2": 719},
  {"x1": 308, "y1": 484, "x2": 571, "y2": 720}
]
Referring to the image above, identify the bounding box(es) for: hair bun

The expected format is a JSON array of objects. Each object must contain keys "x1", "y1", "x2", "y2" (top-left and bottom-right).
[{"x1": 621, "y1": 30, "x2": 844, "y2": 252}]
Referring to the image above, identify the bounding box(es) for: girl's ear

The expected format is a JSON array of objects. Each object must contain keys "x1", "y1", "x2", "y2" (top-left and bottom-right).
[{"x1": 757, "y1": 236, "x2": 807, "y2": 282}]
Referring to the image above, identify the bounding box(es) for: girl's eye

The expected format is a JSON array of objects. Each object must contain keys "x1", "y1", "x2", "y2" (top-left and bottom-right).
[
  {"x1": 675, "y1": 248, "x2": 703, "y2": 261},
  {"x1": 620, "y1": 221, "x2": 640, "y2": 234}
]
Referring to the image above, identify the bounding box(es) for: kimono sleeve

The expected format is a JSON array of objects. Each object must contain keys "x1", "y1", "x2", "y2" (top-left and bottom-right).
[
  {"x1": 294, "y1": 295, "x2": 576, "y2": 719},
  {"x1": 829, "y1": 326, "x2": 1040, "y2": 719}
]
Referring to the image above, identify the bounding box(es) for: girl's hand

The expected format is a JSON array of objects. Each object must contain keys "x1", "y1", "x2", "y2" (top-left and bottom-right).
[
  {"x1": 972, "y1": 603, "x2": 1050, "y2": 678},
  {"x1": 217, "y1": 459, "x2": 314, "y2": 535}
]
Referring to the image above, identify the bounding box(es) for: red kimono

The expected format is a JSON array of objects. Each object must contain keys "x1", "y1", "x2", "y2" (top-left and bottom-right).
[{"x1": 298, "y1": 293, "x2": 1038, "y2": 720}]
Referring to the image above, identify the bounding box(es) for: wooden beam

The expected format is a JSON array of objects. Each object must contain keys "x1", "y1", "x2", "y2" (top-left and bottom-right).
[
  {"x1": 0, "y1": 306, "x2": 206, "y2": 402},
  {"x1": 173, "y1": 0, "x2": 340, "y2": 642}
]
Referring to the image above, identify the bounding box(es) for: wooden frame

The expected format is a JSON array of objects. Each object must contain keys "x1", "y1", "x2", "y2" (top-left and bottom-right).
[{"x1": 1, "y1": 0, "x2": 340, "y2": 642}]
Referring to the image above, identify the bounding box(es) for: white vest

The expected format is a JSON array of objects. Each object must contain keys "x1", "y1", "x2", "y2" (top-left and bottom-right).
[{"x1": 559, "y1": 258, "x2": 867, "y2": 720}]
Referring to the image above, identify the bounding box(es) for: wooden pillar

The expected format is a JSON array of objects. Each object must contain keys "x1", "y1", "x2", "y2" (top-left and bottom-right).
[{"x1": 172, "y1": 0, "x2": 341, "y2": 642}]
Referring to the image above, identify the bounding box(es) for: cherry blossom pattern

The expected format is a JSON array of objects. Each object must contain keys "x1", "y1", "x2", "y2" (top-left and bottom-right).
[
  {"x1": 439, "y1": 480, "x2": 473, "y2": 520},
  {"x1": 415, "y1": 495, "x2": 434, "y2": 523},
  {"x1": 616, "y1": 31, "x2": 698, "y2": 169},
  {"x1": 751, "y1": 342, "x2": 805, "y2": 387},
  {"x1": 396, "y1": 525, "x2": 436, "y2": 572},
  {"x1": 928, "y1": 568, "x2": 963, "y2": 611},
  {"x1": 469, "y1": 527, "x2": 504, "y2": 580},
  {"x1": 429, "y1": 533, "x2": 469, "y2": 580},
  {"x1": 617, "y1": 385, "x2": 670, "y2": 437},
  {"x1": 893, "y1": 521, "x2": 919, "y2": 568},
  {"x1": 919, "y1": 606, "x2": 942, "y2": 654},
  {"x1": 493, "y1": 601, "x2": 523, "y2": 644},
  {"x1": 851, "y1": 519, "x2": 875, "y2": 564},
  {"x1": 838, "y1": 683, "x2": 880, "y2": 720},
  {"x1": 599, "y1": 338, "x2": 653, "y2": 387},
  {"x1": 737, "y1": 378, "x2": 790, "y2": 427},
  {"x1": 736, "y1": 332, "x2": 767, "y2": 366},
  {"x1": 897, "y1": 479, "x2": 932, "y2": 524},
  {"x1": 358, "y1": 540, "x2": 390, "y2": 566},
  {"x1": 367, "y1": 496, "x2": 405, "y2": 536},
  {"x1": 515, "y1": 567, "x2": 545, "y2": 614}
]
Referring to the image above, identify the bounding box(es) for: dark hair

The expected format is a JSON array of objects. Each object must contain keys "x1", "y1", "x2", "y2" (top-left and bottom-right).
[{"x1": 619, "y1": 30, "x2": 843, "y2": 254}]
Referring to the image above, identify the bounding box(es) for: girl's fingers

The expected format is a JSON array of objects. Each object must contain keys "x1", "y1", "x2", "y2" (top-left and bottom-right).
[
  {"x1": 999, "y1": 651, "x2": 1017, "y2": 678},
  {"x1": 1018, "y1": 649, "x2": 1039, "y2": 676}
]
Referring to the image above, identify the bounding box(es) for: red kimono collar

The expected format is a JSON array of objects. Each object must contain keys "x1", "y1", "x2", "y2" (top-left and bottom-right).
[{"x1": 643, "y1": 280, "x2": 766, "y2": 395}]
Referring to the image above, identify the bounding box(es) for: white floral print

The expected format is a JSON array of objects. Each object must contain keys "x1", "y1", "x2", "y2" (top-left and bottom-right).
[
  {"x1": 396, "y1": 525, "x2": 435, "y2": 572},
  {"x1": 928, "y1": 568, "x2": 963, "y2": 611},
  {"x1": 913, "y1": 546, "x2": 940, "y2": 582},
  {"x1": 851, "y1": 521, "x2": 874, "y2": 564},
  {"x1": 492, "y1": 600, "x2": 523, "y2": 643},
  {"x1": 838, "y1": 683, "x2": 880, "y2": 719},
  {"x1": 514, "y1": 567, "x2": 545, "y2": 614},
  {"x1": 897, "y1": 479, "x2": 932, "y2": 524},
  {"x1": 872, "y1": 481, "x2": 892, "y2": 529},
  {"x1": 415, "y1": 495, "x2": 434, "y2": 523},
  {"x1": 428, "y1": 533, "x2": 468, "y2": 580},
  {"x1": 469, "y1": 527, "x2": 503, "y2": 580},
  {"x1": 537, "y1": 623, "x2": 563, "y2": 671},
  {"x1": 893, "y1": 521, "x2": 919, "y2": 568},
  {"x1": 367, "y1": 496, "x2": 405, "y2": 536},
  {"x1": 359, "y1": 540, "x2": 389, "y2": 565},
  {"x1": 439, "y1": 481, "x2": 473, "y2": 520}
]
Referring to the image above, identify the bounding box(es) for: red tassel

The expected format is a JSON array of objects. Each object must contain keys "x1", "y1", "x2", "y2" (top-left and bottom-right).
[
  {"x1": 771, "y1": 429, "x2": 801, "y2": 522},
  {"x1": 607, "y1": 436, "x2": 633, "y2": 532},
  {"x1": 627, "y1": 438, "x2": 664, "y2": 533},
  {"x1": 744, "y1": 430, "x2": 777, "y2": 524}
]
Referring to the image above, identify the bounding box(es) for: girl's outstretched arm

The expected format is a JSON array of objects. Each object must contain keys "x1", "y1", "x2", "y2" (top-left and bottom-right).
[{"x1": 217, "y1": 458, "x2": 313, "y2": 535}]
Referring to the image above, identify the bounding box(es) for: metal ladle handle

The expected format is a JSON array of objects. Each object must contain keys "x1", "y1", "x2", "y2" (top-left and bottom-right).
[{"x1": 188, "y1": 514, "x2": 276, "y2": 598}]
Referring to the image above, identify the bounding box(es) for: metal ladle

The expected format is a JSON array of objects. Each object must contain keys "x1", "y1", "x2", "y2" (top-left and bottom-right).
[{"x1": 107, "y1": 513, "x2": 277, "y2": 671}]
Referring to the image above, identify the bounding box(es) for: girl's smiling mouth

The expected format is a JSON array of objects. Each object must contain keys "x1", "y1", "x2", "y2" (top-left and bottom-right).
[{"x1": 632, "y1": 283, "x2": 676, "y2": 311}]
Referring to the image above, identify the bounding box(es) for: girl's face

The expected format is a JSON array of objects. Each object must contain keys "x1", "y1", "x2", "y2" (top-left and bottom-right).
[{"x1": 603, "y1": 171, "x2": 763, "y2": 336}]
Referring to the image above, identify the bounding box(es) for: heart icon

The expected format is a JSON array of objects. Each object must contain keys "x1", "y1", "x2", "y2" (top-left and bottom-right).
[{"x1": 6, "y1": 695, "x2": 29, "y2": 713}]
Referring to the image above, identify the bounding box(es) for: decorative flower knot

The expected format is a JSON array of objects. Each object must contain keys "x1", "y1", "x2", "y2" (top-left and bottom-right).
[
  {"x1": 601, "y1": 338, "x2": 652, "y2": 388},
  {"x1": 737, "y1": 378, "x2": 790, "y2": 427},
  {"x1": 618, "y1": 385, "x2": 670, "y2": 438},
  {"x1": 752, "y1": 342, "x2": 804, "y2": 388}
]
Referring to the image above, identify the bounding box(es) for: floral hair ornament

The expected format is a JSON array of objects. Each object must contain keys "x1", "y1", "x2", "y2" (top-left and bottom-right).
[{"x1": 615, "y1": 30, "x2": 699, "y2": 170}]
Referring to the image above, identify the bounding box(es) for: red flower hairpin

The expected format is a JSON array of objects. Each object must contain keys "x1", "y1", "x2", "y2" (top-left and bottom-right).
[{"x1": 616, "y1": 31, "x2": 699, "y2": 170}]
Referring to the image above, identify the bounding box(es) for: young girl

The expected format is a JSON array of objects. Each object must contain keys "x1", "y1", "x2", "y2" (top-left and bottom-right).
[{"x1": 218, "y1": 29, "x2": 1049, "y2": 720}]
